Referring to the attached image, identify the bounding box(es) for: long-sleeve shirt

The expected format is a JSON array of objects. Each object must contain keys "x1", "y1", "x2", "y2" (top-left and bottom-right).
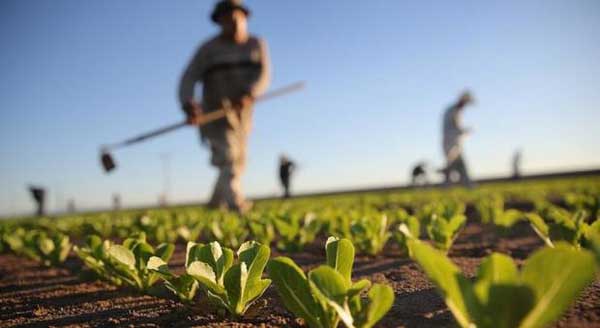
[
  {"x1": 178, "y1": 35, "x2": 271, "y2": 137},
  {"x1": 442, "y1": 105, "x2": 467, "y2": 162}
]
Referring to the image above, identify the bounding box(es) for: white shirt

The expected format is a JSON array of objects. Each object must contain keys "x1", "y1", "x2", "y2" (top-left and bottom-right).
[{"x1": 442, "y1": 105, "x2": 467, "y2": 162}]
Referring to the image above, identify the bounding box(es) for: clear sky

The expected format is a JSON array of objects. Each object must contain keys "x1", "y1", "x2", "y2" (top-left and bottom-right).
[{"x1": 1, "y1": 0, "x2": 599, "y2": 216}]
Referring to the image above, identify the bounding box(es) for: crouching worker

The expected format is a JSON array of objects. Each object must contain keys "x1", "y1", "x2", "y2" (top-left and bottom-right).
[
  {"x1": 411, "y1": 162, "x2": 428, "y2": 186},
  {"x1": 178, "y1": 0, "x2": 271, "y2": 213}
]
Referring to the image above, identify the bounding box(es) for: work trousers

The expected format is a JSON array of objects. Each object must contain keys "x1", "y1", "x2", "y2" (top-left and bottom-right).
[
  {"x1": 206, "y1": 125, "x2": 249, "y2": 211},
  {"x1": 444, "y1": 154, "x2": 472, "y2": 187},
  {"x1": 200, "y1": 101, "x2": 254, "y2": 211}
]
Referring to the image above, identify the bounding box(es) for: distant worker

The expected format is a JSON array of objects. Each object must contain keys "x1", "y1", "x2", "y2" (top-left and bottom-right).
[
  {"x1": 512, "y1": 149, "x2": 522, "y2": 179},
  {"x1": 441, "y1": 91, "x2": 474, "y2": 187},
  {"x1": 279, "y1": 155, "x2": 296, "y2": 198},
  {"x1": 158, "y1": 194, "x2": 168, "y2": 207},
  {"x1": 411, "y1": 162, "x2": 428, "y2": 186},
  {"x1": 113, "y1": 193, "x2": 121, "y2": 211},
  {"x1": 179, "y1": 0, "x2": 270, "y2": 213},
  {"x1": 67, "y1": 199, "x2": 76, "y2": 213},
  {"x1": 28, "y1": 186, "x2": 46, "y2": 217}
]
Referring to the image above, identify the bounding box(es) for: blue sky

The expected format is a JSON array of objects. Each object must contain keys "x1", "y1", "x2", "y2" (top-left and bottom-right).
[{"x1": 1, "y1": 0, "x2": 599, "y2": 216}]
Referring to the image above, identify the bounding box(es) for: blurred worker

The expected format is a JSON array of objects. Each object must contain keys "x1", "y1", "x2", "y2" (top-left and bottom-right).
[
  {"x1": 279, "y1": 155, "x2": 296, "y2": 199},
  {"x1": 179, "y1": 0, "x2": 270, "y2": 213},
  {"x1": 512, "y1": 149, "x2": 522, "y2": 179},
  {"x1": 113, "y1": 193, "x2": 121, "y2": 211},
  {"x1": 158, "y1": 194, "x2": 168, "y2": 207},
  {"x1": 67, "y1": 199, "x2": 76, "y2": 213},
  {"x1": 411, "y1": 162, "x2": 429, "y2": 186},
  {"x1": 441, "y1": 91, "x2": 474, "y2": 187},
  {"x1": 28, "y1": 186, "x2": 46, "y2": 217}
]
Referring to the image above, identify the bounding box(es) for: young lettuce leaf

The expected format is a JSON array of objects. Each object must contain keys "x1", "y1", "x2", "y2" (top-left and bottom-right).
[
  {"x1": 526, "y1": 209, "x2": 590, "y2": 249},
  {"x1": 406, "y1": 237, "x2": 597, "y2": 328},
  {"x1": 268, "y1": 237, "x2": 394, "y2": 328},
  {"x1": 185, "y1": 240, "x2": 271, "y2": 317},
  {"x1": 426, "y1": 213, "x2": 466, "y2": 253},
  {"x1": 147, "y1": 256, "x2": 199, "y2": 303},
  {"x1": 77, "y1": 233, "x2": 174, "y2": 291}
]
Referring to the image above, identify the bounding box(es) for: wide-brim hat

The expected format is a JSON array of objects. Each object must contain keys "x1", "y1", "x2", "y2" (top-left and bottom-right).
[{"x1": 211, "y1": 0, "x2": 251, "y2": 23}]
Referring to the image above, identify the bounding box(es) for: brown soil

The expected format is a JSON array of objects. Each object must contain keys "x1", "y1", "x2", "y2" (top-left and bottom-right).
[{"x1": 1, "y1": 221, "x2": 599, "y2": 327}]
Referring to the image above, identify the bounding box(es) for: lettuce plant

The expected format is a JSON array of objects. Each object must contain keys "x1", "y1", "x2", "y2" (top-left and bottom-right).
[
  {"x1": 476, "y1": 194, "x2": 524, "y2": 228},
  {"x1": 268, "y1": 237, "x2": 394, "y2": 328},
  {"x1": 327, "y1": 211, "x2": 353, "y2": 240},
  {"x1": 565, "y1": 191, "x2": 599, "y2": 220},
  {"x1": 5, "y1": 229, "x2": 71, "y2": 266},
  {"x1": 210, "y1": 213, "x2": 249, "y2": 249},
  {"x1": 394, "y1": 216, "x2": 420, "y2": 254},
  {"x1": 74, "y1": 235, "x2": 124, "y2": 286},
  {"x1": 526, "y1": 208, "x2": 592, "y2": 249},
  {"x1": 135, "y1": 214, "x2": 179, "y2": 243},
  {"x1": 147, "y1": 247, "x2": 199, "y2": 303},
  {"x1": 274, "y1": 212, "x2": 323, "y2": 252},
  {"x1": 586, "y1": 229, "x2": 600, "y2": 263},
  {"x1": 3, "y1": 228, "x2": 30, "y2": 257},
  {"x1": 492, "y1": 209, "x2": 524, "y2": 229},
  {"x1": 248, "y1": 215, "x2": 276, "y2": 246},
  {"x1": 426, "y1": 213, "x2": 466, "y2": 253},
  {"x1": 75, "y1": 233, "x2": 174, "y2": 291},
  {"x1": 417, "y1": 200, "x2": 465, "y2": 226},
  {"x1": 406, "y1": 237, "x2": 597, "y2": 328},
  {"x1": 476, "y1": 194, "x2": 503, "y2": 224},
  {"x1": 176, "y1": 221, "x2": 204, "y2": 242},
  {"x1": 36, "y1": 231, "x2": 71, "y2": 266},
  {"x1": 81, "y1": 218, "x2": 114, "y2": 238},
  {"x1": 391, "y1": 209, "x2": 420, "y2": 254},
  {"x1": 182, "y1": 240, "x2": 271, "y2": 317},
  {"x1": 349, "y1": 214, "x2": 391, "y2": 255}
]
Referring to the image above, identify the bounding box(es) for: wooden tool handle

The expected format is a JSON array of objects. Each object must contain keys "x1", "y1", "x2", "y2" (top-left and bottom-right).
[
  {"x1": 107, "y1": 82, "x2": 305, "y2": 150},
  {"x1": 196, "y1": 81, "x2": 305, "y2": 126},
  {"x1": 197, "y1": 108, "x2": 228, "y2": 125}
]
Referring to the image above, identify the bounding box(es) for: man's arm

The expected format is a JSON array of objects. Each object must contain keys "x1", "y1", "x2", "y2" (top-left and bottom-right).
[
  {"x1": 178, "y1": 45, "x2": 206, "y2": 112},
  {"x1": 178, "y1": 45, "x2": 207, "y2": 124},
  {"x1": 250, "y1": 38, "x2": 271, "y2": 98},
  {"x1": 452, "y1": 107, "x2": 471, "y2": 135}
]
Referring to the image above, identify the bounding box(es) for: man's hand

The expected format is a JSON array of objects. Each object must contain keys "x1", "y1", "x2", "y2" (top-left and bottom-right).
[
  {"x1": 183, "y1": 100, "x2": 204, "y2": 125},
  {"x1": 235, "y1": 94, "x2": 255, "y2": 111}
]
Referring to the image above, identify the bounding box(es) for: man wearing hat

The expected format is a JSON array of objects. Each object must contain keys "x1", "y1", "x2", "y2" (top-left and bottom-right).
[
  {"x1": 441, "y1": 91, "x2": 474, "y2": 187},
  {"x1": 179, "y1": 0, "x2": 270, "y2": 213}
]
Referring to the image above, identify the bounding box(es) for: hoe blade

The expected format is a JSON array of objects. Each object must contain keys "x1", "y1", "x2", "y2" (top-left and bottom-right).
[{"x1": 101, "y1": 151, "x2": 116, "y2": 173}]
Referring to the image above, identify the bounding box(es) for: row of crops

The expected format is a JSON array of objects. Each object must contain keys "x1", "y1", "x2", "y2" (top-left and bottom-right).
[{"x1": 1, "y1": 177, "x2": 599, "y2": 327}]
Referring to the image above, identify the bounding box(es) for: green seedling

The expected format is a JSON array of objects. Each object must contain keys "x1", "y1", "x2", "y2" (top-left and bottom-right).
[
  {"x1": 350, "y1": 214, "x2": 391, "y2": 255},
  {"x1": 268, "y1": 237, "x2": 394, "y2": 328},
  {"x1": 406, "y1": 237, "x2": 597, "y2": 328},
  {"x1": 274, "y1": 212, "x2": 323, "y2": 252},
  {"x1": 5, "y1": 229, "x2": 71, "y2": 266},
  {"x1": 527, "y1": 208, "x2": 593, "y2": 249},
  {"x1": 426, "y1": 213, "x2": 466, "y2": 253},
  {"x1": 182, "y1": 240, "x2": 271, "y2": 317},
  {"x1": 476, "y1": 194, "x2": 524, "y2": 228},
  {"x1": 75, "y1": 233, "x2": 174, "y2": 291}
]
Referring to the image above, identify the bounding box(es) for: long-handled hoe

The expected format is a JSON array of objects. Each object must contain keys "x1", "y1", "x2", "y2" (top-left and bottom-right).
[{"x1": 100, "y1": 82, "x2": 304, "y2": 173}]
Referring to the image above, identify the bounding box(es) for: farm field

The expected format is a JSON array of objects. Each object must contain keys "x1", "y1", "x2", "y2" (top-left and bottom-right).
[{"x1": 1, "y1": 176, "x2": 599, "y2": 328}]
